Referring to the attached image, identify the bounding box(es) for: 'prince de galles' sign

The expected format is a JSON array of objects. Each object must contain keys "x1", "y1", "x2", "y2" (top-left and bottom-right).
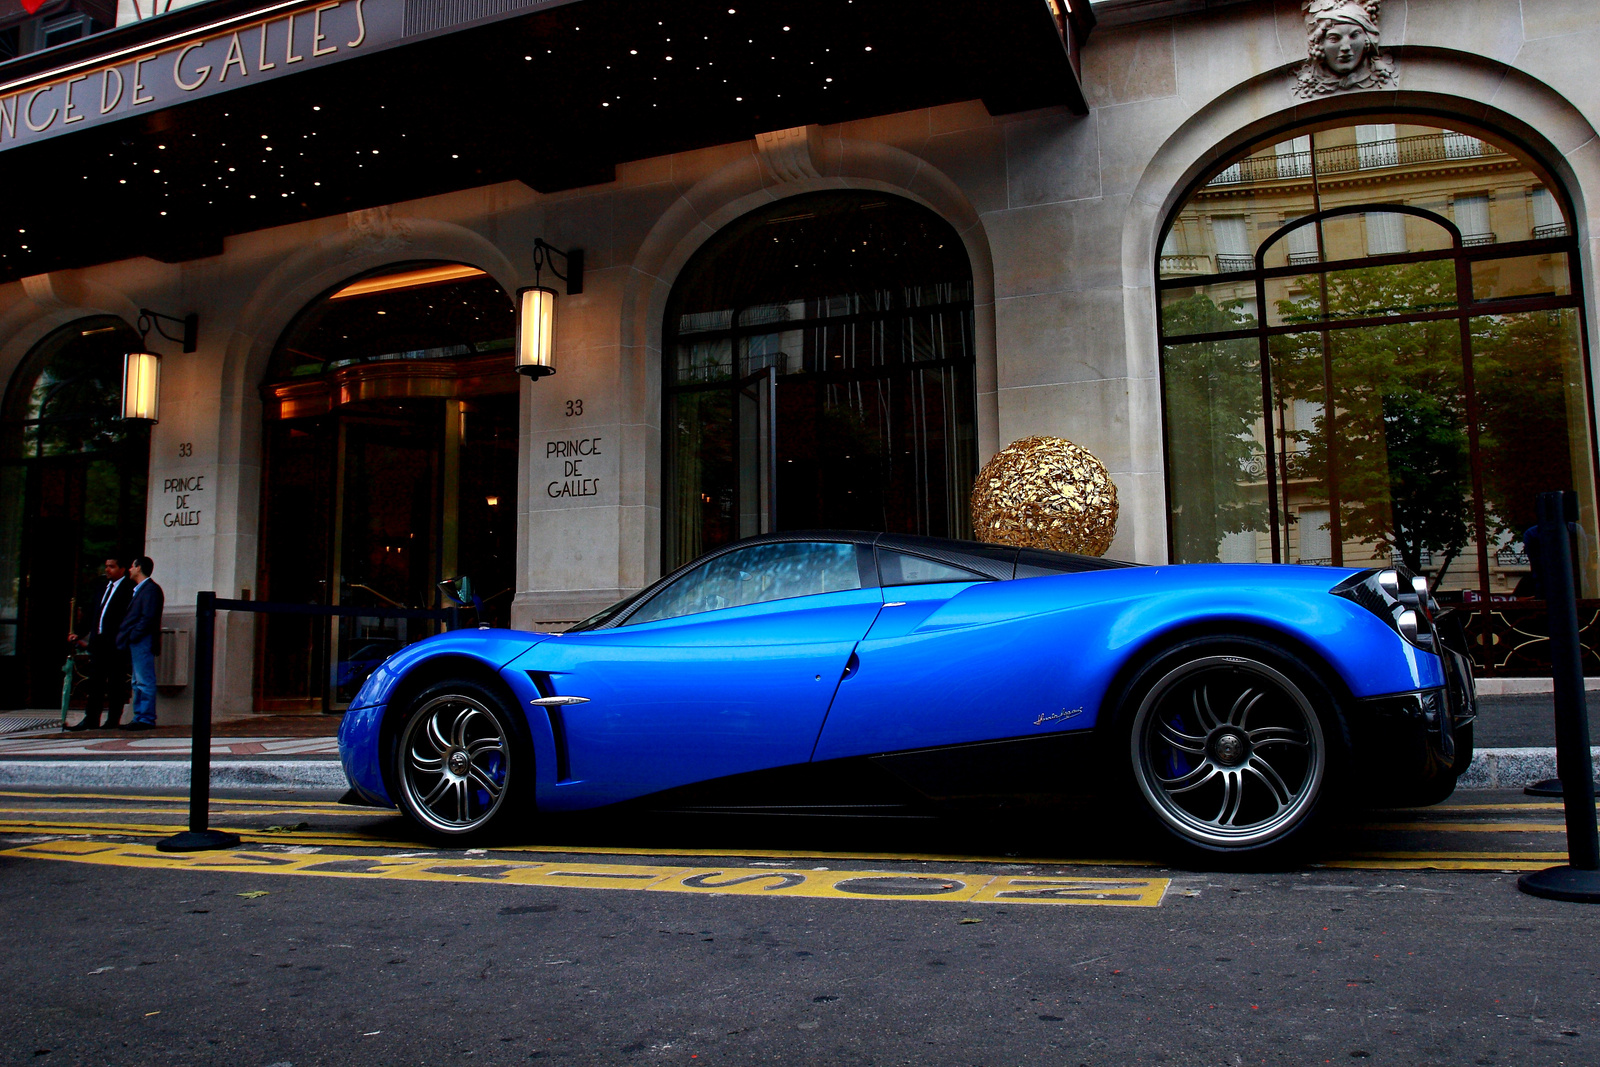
[
  {"x1": 0, "y1": 0, "x2": 562, "y2": 152},
  {"x1": 0, "y1": 0, "x2": 389, "y2": 149}
]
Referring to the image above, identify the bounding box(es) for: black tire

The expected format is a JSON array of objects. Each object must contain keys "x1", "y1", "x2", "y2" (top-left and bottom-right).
[
  {"x1": 1120, "y1": 637, "x2": 1346, "y2": 858},
  {"x1": 389, "y1": 678, "x2": 530, "y2": 841}
]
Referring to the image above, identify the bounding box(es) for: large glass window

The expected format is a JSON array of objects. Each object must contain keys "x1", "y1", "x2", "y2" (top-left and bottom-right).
[
  {"x1": 663, "y1": 192, "x2": 978, "y2": 569},
  {"x1": 1158, "y1": 121, "x2": 1594, "y2": 661}
]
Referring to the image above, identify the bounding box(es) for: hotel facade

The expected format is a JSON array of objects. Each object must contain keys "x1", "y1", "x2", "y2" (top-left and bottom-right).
[{"x1": 1, "y1": 0, "x2": 1595, "y2": 718}]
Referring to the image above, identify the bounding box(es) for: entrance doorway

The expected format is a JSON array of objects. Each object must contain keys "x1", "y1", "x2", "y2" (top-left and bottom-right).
[
  {"x1": 0, "y1": 316, "x2": 149, "y2": 708},
  {"x1": 663, "y1": 192, "x2": 978, "y2": 570},
  {"x1": 259, "y1": 263, "x2": 519, "y2": 712}
]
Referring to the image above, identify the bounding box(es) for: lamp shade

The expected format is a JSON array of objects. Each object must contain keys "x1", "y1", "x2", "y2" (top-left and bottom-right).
[
  {"x1": 515, "y1": 286, "x2": 558, "y2": 378},
  {"x1": 122, "y1": 350, "x2": 161, "y2": 422}
]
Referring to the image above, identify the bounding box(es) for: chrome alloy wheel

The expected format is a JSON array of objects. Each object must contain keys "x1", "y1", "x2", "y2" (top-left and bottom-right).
[
  {"x1": 397, "y1": 693, "x2": 511, "y2": 834},
  {"x1": 1130, "y1": 655, "x2": 1326, "y2": 850}
]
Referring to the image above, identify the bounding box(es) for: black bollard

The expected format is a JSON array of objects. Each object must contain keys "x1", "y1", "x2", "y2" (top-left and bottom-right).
[
  {"x1": 1517, "y1": 492, "x2": 1600, "y2": 902},
  {"x1": 157, "y1": 591, "x2": 241, "y2": 852}
]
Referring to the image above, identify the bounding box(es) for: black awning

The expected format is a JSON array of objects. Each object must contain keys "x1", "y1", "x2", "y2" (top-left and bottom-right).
[{"x1": 0, "y1": 0, "x2": 1091, "y2": 282}]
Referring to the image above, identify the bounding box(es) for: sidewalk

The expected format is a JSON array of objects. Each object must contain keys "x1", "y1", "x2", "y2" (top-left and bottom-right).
[{"x1": 0, "y1": 713, "x2": 347, "y2": 791}]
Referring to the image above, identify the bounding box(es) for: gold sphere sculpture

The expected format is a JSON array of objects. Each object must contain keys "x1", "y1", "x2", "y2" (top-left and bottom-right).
[{"x1": 970, "y1": 436, "x2": 1119, "y2": 556}]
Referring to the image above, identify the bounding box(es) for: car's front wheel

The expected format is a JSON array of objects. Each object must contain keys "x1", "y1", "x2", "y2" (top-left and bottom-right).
[
  {"x1": 392, "y1": 679, "x2": 525, "y2": 838},
  {"x1": 1126, "y1": 642, "x2": 1336, "y2": 855}
]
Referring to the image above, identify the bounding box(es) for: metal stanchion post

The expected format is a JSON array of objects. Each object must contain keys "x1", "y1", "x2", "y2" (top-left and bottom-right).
[
  {"x1": 1518, "y1": 492, "x2": 1600, "y2": 902},
  {"x1": 158, "y1": 591, "x2": 241, "y2": 852}
]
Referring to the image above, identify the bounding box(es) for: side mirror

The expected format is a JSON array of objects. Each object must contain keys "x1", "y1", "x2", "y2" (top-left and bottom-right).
[{"x1": 438, "y1": 575, "x2": 476, "y2": 608}]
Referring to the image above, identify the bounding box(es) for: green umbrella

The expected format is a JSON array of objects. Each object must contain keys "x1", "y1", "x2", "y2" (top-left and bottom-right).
[{"x1": 60, "y1": 653, "x2": 75, "y2": 728}]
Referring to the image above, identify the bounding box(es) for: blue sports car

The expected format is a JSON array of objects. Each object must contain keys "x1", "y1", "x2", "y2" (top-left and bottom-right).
[{"x1": 338, "y1": 531, "x2": 1476, "y2": 855}]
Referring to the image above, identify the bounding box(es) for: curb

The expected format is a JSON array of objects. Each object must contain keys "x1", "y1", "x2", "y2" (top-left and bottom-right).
[
  {"x1": 1474, "y1": 678, "x2": 1600, "y2": 696},
  {"x1": 1457, "y1": 747, "x2": 1600, "y2": 790},
  {"x1": 0, "y1": 760, "x2": 350, "y2": 791}
]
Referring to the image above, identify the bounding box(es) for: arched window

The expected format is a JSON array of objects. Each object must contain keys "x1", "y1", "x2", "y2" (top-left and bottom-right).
[
  {"x1": 259, "y1": 262, "x2": 518, "y2": 711},
  {"x1": 1158, "y1": 118, "x2": 1594, "y2": 666},
  {"x1": 0, "y1": 316, "x2": 148, "y2": 707},
  {"x1": 663, "y1": 191, "x2": 977, "y2": 568}
]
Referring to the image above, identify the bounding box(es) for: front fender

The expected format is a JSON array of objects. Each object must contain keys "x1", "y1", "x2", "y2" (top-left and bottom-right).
[{"x1": 337, "y1": 629, "x2": 553, "y2": 807}]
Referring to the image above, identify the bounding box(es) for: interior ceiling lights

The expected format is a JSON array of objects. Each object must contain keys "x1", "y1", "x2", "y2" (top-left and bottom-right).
[{"x1": 330, "y1": 263, "x2": 489, "y2": 300}]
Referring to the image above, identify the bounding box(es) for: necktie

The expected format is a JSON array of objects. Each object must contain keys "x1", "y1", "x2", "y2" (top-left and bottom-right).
[{"x1": 97, "y1": 582, "x2": 115, "y2": 635}]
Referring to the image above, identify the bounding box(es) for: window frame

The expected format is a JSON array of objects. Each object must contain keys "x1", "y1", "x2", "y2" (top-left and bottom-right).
[
  {"x1": 660, "y1": 192, "x2": 980, "y2": 571},
  {"x1": 619, "y1": 540, "x2": 877, "y2": 627},
  {"x1": 1155, "y1": 123, "x2": 1593, "y2": 605}
]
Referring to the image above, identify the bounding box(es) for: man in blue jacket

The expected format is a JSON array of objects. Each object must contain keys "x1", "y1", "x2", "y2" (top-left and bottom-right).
[{"x1": 115, "y1": 556, "x2": 164, "y2": 730}]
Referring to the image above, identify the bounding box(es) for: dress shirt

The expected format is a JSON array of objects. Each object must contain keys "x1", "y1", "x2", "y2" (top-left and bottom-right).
[{"x1": 97, "y1": 576, "x2": 125, "y2": 635}]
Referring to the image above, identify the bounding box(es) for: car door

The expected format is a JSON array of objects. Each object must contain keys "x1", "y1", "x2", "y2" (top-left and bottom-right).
[
  {"x1": 811, "y1": 547, "x2": 998, "y2": 761},
  {"x1": 512, "y1": 540, "x2": 882, "y2": 807}
]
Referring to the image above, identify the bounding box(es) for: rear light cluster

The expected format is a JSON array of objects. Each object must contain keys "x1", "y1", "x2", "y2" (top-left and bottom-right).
[{"x1": 1331, "y1": 568, "x2": 1441, "y2": 653}]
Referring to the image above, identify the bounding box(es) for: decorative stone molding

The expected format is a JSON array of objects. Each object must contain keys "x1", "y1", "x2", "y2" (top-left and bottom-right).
[
  {"x1": 754, "y1": 125, "x2": 823, "y2": 182},
  {"x1": 16, "y1": 271, "x2": 140, "y2": 322},
  {"x1": 344, "y1": 205, "x2": 416, "y2": 258},
  {"x1": 1292, "y1": 0, "x2": 1397, "y2": 100}
]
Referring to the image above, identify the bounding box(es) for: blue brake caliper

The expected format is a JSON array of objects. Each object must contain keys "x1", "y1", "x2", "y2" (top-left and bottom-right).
[{"x1": 1162, "y1": 712, "x2": 1196, "y2": 780}]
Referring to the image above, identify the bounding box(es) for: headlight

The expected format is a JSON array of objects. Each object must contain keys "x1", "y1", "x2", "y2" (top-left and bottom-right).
[
  {"x1": 1332, "y1": 568, "x2": 1438, "y2": 653},
  {"x1": 1396, "y1": 608, "x2": 1434, "y2": 651}
]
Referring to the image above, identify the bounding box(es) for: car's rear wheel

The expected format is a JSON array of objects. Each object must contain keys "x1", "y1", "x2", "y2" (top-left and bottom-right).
[
  {"x1": 392, "y1": 679, "x2": 525, "y2": 838},
  {"x1": 1127, "y1": 642, "x2": 1336, "y2": 855}
]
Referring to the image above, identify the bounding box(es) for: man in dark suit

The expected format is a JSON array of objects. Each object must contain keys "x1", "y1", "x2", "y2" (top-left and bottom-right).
[
  {"x1": 65, "y1": 556, "x2": 135, "y2": 731},
  {"x1": 115, "y1": 555, "x2": 164, "y2": 731}
]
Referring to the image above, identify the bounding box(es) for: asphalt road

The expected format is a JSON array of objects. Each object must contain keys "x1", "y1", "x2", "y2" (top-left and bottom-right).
[{"x1": 3, "y1": 787, "x2": 1600, "y2": 1065}]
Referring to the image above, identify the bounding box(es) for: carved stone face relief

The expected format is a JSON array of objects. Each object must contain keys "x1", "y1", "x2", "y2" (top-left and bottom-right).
[
  {"x1": 1293, "y1": 0, "x2": 1397, "y2": 99},
  {"x1": 1320, "y1": 21, "x2": 1370, "y2": 75}
]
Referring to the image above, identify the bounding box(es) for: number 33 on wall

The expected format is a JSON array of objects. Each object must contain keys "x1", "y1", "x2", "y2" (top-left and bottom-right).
[{"x1": 565, "y1": 400, "x2": 583, "y2": 417}]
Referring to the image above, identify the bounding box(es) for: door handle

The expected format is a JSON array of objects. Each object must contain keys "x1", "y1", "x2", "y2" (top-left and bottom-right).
[{"x1": 530, "y1": 695, "x2": 590, "y2": 707}]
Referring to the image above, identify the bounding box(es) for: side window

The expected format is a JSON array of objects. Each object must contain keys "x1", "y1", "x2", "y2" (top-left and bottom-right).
[
  {"x1": 627, "y1": 542, "x2": 863, "y2": 624},
  {"x1": 877, "y1": 549, "x2": 988, "y2": 586}
]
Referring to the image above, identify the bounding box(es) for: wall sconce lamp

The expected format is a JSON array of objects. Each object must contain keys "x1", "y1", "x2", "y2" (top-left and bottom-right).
[
  {"x1": 515, "y1": 238, "x2": 584, "y2": 379},
  {"x1": 121, "y1": 308, "x2": 198, "y2": 423}
]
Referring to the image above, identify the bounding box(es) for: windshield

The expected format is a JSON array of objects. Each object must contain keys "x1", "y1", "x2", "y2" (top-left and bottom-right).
[{"x1": 565, "y1": 588, "x2": 651, "y2": 632}]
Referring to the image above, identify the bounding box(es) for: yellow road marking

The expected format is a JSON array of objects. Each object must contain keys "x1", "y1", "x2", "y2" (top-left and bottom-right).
[
  {"x1": 1323, "y1": 858, "x2": 1553, "y2": 871},
  {"x1": 1355, "y1": 822, "x2": 1573, "y2": 833},
  {"x1": 2, "y1": 795, "x2": 1588, "y2": 873},
  {"x1": 0, "y1": 806, "x2": 373, "y2": 818},
  {"x1": 0, "y1": 819, "x2": 1159, "y2": 867},
  {"x1": 1430, "y1": 803, "x2": 1578, "y2": 813},
  {"x1": 0, "y1": 820, "x2": 1574, "y2": 873},
  {"x1": 1331, "y1": 857, "x2": 1568, "y2": 863},
  {"x1": 1, "y1": 840, "x2": 1170, "y2": 907}
]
